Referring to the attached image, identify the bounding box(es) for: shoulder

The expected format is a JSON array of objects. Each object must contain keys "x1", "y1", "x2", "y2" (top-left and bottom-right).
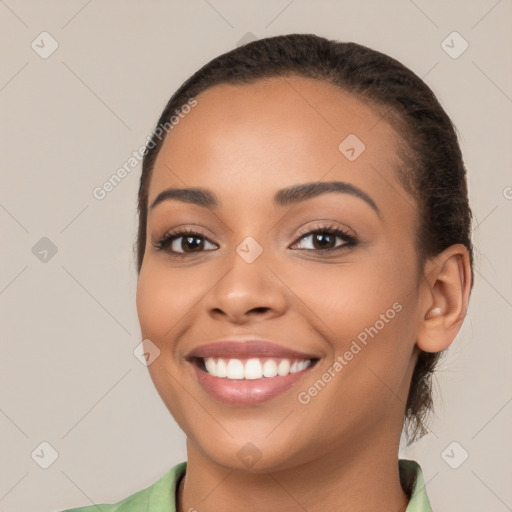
[{"x1": 57, "y1": 461, "x2": 187, "y2": 512}]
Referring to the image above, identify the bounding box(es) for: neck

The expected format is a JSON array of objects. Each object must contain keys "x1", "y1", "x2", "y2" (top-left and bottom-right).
[{"x1": 177, "y1": 419, "x2": 409, "y2": 512}]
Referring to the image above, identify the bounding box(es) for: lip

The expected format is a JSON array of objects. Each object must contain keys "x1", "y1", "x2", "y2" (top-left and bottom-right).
[
  {"x1": 185, "y1": 338, "x2": 321, "y2": 406},
  {"x1": 186, "y1": 339, "x2": 321, "y2": 360}
]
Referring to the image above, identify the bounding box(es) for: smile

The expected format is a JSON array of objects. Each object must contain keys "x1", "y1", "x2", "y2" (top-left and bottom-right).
[
  {"x1": 189, "y1": 356, "x2": 319, "y2": 405},
  {"x1": 200, "y1": 356, "x2": 314, "y2": 379}
]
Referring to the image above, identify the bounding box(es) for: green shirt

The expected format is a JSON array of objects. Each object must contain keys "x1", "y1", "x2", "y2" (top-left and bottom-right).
[{"x1": 60, "y1": 459, "x2": 432, "y2": 511}]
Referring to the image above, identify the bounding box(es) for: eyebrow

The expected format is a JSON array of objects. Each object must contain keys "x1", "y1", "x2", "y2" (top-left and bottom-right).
[{"x1": 149, "y1": 181, "x2": 380, "y2": 217}]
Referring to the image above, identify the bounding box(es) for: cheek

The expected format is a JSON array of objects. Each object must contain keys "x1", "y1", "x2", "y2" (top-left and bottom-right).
[
  {"x1": 136, "y1": 261, "x2": 207, "y2": 347},
  {"x1": 283, "y1": 252, "x2": 414, "y2": 345},
  {"x1": 136, "y1": 261, "x2": 203, "y2": 430},
  {"x1": 285, "y1": 252, "x2": 418, "y2": 405}
]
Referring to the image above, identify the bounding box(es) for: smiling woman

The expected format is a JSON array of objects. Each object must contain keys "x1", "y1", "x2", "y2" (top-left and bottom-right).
[{"x1": 61, "y1": 33, "x2": 473, "y2": 512}]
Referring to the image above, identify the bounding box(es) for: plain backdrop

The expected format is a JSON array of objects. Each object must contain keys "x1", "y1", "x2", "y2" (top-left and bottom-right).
[{"x1": 1, "y1": 1, "x2": 511, "y2": 511}]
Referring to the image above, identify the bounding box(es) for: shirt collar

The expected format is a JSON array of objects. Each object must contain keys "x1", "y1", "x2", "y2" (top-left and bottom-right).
[
  {"x1": 149, "y1": 459, "x2": 432, "y2": 511},
  {"x1": 401, "y1": 459, "x2": 433, "y2": 511}
]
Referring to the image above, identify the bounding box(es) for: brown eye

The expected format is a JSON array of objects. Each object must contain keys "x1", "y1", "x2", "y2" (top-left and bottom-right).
[
  {"x1": 154, "y1": 229, "x2": 217, "y2": 256},
  {"x1": 173, "y1": 234, "x2": 206, "y2": 253},
  {"x1": 291, "y1": 225, "x2": 357, "y2": 253}
]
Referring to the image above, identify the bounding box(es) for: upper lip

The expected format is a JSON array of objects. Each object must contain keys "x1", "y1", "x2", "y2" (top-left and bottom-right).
[{"x1": 186, "y1": 338, "x2": 321, "y2": 360}]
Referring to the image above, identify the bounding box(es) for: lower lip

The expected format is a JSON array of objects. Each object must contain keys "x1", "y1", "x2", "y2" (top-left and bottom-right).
[{"x1": 190, "y1": 361, "x2": 316, "y2": 405}]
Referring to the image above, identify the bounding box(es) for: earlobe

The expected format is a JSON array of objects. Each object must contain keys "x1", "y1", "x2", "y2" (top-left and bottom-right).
[{"x1": 416, "y1": 244, "x2": 472, "y2": 353}]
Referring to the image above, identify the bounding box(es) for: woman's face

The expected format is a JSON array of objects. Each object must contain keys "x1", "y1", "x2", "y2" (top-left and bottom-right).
[{"x1": 136, "y1": 76, "x2": 425, "y2": 471}]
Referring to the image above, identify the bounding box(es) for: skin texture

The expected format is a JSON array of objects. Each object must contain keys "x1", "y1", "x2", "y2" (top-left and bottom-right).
[{"x1": 136, "y1": 76, "x2": 472, "y2": 512}]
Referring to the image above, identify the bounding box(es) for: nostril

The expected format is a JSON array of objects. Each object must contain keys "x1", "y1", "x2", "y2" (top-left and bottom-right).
[{"x1": 250, "y1": 307, "x2": 270, "y2": 314}]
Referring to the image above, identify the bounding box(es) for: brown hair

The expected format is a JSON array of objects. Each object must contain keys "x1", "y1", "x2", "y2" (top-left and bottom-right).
[{"x1": 135, "y1": 33, "x2": 474, "y2": 443}]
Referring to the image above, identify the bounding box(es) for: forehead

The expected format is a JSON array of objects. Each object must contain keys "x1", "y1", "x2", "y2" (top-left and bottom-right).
[{"x1": 148, "y1": 76, "x2": 414, "y2": 223}]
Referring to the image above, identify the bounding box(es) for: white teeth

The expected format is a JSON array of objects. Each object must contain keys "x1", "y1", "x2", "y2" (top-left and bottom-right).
[
  {"x1": 245, "y1": 358, "x2": 263, "y2": 380},
  {"x1": 204, "y1": 357, "x2": 216, "y2": 375},
  {"x1": 262, "y1": 359, "x2": 278, "y2": 377},
  {"x1": 226, "y1": 359, "x2": 245, "y2": 379},
  {"x1": 298, "y1": 360, "x2": 311, "y2": 372},
  {"x1": 202, "y1": 357, "x2": 313, "y2": 379},
  {"x1": 216, "y1": 358, "x2": 227, "y2": 378},
  {"x1": 277, "y1": 359, "x2": 291, "y2": 376}
]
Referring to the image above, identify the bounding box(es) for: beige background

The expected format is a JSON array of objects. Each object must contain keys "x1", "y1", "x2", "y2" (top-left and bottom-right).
[{"x1": 1, "y1": 1, "x2": 511, "y2": 511}]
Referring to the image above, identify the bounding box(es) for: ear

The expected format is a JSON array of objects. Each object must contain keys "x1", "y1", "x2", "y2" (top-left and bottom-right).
[{"x1": 416, "y1": 244, "x2": 472, "y2": 353}]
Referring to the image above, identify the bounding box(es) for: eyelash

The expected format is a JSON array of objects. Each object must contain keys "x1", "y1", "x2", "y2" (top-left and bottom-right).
[{"x1": 153, "y1": 224, "x2": 358, "y2": 259}]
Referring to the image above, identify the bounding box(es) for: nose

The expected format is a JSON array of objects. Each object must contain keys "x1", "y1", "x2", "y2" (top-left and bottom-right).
[{"x1": 203, "y1": 251, "x2": 288, "y2": 325}]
